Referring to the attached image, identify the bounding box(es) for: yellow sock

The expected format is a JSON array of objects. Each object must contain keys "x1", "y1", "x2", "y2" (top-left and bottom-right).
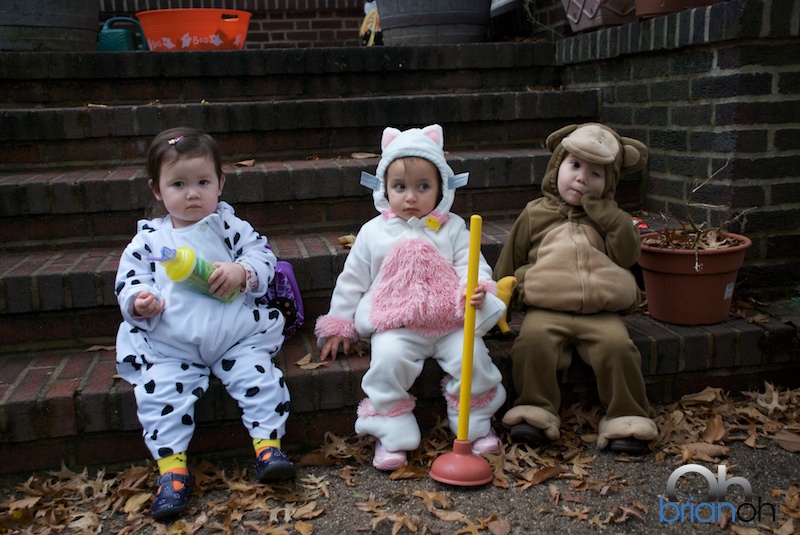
[
  {"x1": 254, "y1": 438, "x2": 281, "y2": 456},
  {"x1": 157, "y1": 453, "x2": 188, "y2": 491}
]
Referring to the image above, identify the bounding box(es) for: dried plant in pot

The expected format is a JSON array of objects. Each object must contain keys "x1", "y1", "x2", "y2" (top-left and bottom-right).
[{"x1": 638, "y1": 168, "x2": 754, "y2": 325}]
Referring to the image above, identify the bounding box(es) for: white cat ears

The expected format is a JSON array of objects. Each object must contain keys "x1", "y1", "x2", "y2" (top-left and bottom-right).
[{"x1": 381, "y1": 124, "x2": 444, "y2": 151}]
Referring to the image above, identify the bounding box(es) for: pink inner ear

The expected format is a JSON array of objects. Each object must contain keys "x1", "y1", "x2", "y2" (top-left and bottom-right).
[
  {"x1": 421, "y1": 125, "x2": 443, "y2": 147},
  {"x1": 381, "y1": 128, "x2": 400, "y2": 150}
]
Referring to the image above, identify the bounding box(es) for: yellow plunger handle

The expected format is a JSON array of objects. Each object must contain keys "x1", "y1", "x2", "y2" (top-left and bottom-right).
[{"x1": 457, "y1": 215, "x2": 482, "y2": 441}]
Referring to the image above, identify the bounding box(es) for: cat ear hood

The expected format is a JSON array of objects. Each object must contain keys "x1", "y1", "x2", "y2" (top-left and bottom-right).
[
  {"x1": 542, "y1": 123, "x2": 648, "y2": 199},
  {"x1": 360, "y1": 124, "x2": 468, "y2": 230}
]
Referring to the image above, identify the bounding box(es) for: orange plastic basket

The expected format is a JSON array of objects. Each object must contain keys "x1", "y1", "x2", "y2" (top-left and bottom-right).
[{"x1": 136, "y1": 9, "x2": 251, "y2": 51}]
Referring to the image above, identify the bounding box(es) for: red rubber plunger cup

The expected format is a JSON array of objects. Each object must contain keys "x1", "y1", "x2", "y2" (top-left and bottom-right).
[{"x1": 429, "y1": 215, "x2": 494, "y2": 486}]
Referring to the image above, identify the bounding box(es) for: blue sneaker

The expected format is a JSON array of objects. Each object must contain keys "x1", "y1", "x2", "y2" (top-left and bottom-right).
[
  {"x1": 151, "y1": 470, "x2": 194, "y2": 519},
  {"x1": 255, "y1": 447, "x2": 296, "y2": 482}
]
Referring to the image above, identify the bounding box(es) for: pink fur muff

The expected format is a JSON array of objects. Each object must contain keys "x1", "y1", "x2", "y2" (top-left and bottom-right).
[{"x1": 369, "y1": 238, "x2": 463, "y2": 337}]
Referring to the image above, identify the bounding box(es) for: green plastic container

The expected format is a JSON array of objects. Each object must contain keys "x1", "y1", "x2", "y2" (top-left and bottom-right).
[{"x1": 159, "y1": 246, "x2": 237, "y2": 303}]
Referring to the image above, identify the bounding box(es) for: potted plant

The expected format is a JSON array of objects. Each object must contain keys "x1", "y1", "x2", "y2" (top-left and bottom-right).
[
  {"x1": 637, "y1": 166, "x2": 753, "y2": 325},
  {"x1": 635, "y1": 0, "x2": 725, "y2": 19},
  {"x1": 561, "y1": 0, "x2": 637, "y2": 33}
]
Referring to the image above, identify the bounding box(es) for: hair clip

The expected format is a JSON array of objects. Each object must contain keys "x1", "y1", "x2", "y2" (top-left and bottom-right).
[{"x1": 168, "y1": 136, "x2": 184, "y2": 145}]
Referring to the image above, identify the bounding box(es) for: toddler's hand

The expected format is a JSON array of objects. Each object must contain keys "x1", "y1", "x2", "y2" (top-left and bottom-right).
[
  {"x1": 133, "y1": 291, "x2": 165, "y2": 318},
  {"x1": 581, "y1": 192, "x2": 626, "y2": 231},
  {"x1": 209, "y1": 262, "x2": 246, "y2": 298},
  {"x1": 469, "y1": 284, "x2": 486, "y2": 310},
  {"x1": 320, "y1": 336, "x2": 350, "y2": 361}
]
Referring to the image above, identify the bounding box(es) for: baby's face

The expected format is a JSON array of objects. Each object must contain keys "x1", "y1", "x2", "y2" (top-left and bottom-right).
[
  {"x1": 385, "y1": 158, "x2": 440, "y2": 221},
  {"x1": 153, "y1": 155, "x2": 225, "y2": 228},
  {"x1": 557, "y1": 154, "x2": 606, "y2": 206}
]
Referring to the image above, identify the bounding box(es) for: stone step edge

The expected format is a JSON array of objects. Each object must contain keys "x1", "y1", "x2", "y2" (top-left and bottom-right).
[
  {"x1": 0, "y1": 43, "x2": 556, "y2": 82},
  {"x1": 0, "y1": 220, "x2": 516, "y2": 317},
  {"x1": 0, "y1": 312, "x2": 798, "y2": 475},
  {"x1": 0, "y1": 89, "x2": 598, "y2": 143},
  {"x1": 0, "y1": 147, "x2": 549, "y2": 205}
]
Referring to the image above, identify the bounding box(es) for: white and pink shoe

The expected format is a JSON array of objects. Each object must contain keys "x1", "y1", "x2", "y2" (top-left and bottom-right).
[
  {"x1": 373, "y1": 441, "x2": 407, "y2": 471},
  {"x1": 471, "y1": 429, "x2": 502, "y2": 455}
]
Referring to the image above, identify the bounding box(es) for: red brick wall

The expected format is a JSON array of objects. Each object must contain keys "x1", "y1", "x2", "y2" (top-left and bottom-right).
[
  {"x1": 553, "y1": 0, "x2": 800, "y2": 298},
  {"x1": 100, "y1": 0, "x2": 364, "y2": 49}
]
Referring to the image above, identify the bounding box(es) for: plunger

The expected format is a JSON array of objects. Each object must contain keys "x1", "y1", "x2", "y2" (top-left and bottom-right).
[{"x1": 429, "y1": 214, "x2": 494, "y2": 486}]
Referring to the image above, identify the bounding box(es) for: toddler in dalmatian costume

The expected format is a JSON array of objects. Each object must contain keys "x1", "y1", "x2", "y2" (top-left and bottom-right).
[
  {"x1": 115, "y1": 127, "x2": 295, "y2": 520},
  {"x1": 315, "y1": 124, "x2": 507, "y2": 471}
]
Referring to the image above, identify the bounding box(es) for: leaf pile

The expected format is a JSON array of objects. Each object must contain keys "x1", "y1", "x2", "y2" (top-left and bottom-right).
[
  {"x1": 2, "y1": 383, "x2": 799, "y2": 534},
  {"x1": 641, "y1": 228, "x2": 747, "y2": 250}
]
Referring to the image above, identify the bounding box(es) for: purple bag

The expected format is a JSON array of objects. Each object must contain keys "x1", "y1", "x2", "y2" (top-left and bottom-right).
[{"x1": 257, "y1": 245, "x2": 304, "y2": 340}]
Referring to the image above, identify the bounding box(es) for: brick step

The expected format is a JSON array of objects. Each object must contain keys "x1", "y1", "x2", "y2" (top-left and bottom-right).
[
  {"x1": 1, "y1": 147, "x2": 645, "y2": 254},
  {"x1": 0, "y1": 43, "x2": 558, "y2": 108},
  {"x1": 2, "y1": 148, "x2": 609, "y2": 252},
  {"x1": 0, "y1": 89, "x2": 597, "y2": 170},
  {"x1": 0, "y1": 220, "x2": 517, "y2": 352},
  {"x1": 1, "y1": 308, "x2": 799, "y2": 476}
]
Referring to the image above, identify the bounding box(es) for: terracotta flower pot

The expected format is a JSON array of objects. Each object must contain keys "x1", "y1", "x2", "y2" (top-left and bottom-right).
[
  {"x1": 635, "y1": 0, "x2": 723, "y2": 19},
  {"x1": 561, "y1": 0, "x2": 637, "y2": 33},
  {"x1": 638, "y1": 231, "x2": 751, "y2": 325}
]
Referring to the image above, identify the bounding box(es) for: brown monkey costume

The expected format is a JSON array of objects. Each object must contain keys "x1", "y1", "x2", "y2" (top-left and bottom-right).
[{"x1": 494, "y1": 123, "x2": 658, "y2": 452}]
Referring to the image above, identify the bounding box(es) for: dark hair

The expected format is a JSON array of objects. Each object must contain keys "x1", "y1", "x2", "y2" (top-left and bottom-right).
[
  {"x1": 147, "y1": 126, "x2": 223, "y2": 191},
  {"x1": 145, "y1": 126, "x2": 223, "y2": 218},
  {"x1": 384, "y1": 156, "x2": 444, "y2": 206}
]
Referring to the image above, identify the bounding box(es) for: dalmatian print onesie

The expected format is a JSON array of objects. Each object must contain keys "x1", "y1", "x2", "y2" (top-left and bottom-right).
[{"x1": 115, "y1": 202, "x2": 289, "y2": 461}]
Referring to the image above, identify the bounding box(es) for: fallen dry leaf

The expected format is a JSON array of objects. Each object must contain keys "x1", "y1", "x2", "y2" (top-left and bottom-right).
[
  {"x1": 560, "y1": 505, "x2": 590, "y2": 521},
  {"x1": 701, "y1": 412, "x2": 726, "y2": 443},
  {"x1": 589, "y1": 511, "x2": 613, "y2": 527},
  {"x1": 371, "y1": 512, "x2": 418, "y2": 533},
  {"x1": 775, "y1": 518, "x2": 797, "y2": 535},
  {"x1": 487, "y1": 517, "x2": 511, "y2": 535},
  {"x1": 85, "y1": 344, "x2": 115, "y2": 352},
  {"x1": 772, "y1": 429, "x2": 800, "y2": 452},
  {"x1": 122, "y1": 492, "x2": 150, "y2": 513},
  {"x1": 757, "y1": 382, "x2": 788, "y2": 416},
  {"x1": 233, "y1": 159, "x2": 255, "y2": 167},
  {"x1": 295, "y1": 352, "x2": 327, "y2": 370},
  {"x1": 388, "y1": 465, "x2": 428, "y2": 480},
  {"x1": 356, "y1": 493, "x2": 389, "y2": 513},
  {"x1": 549, "y1": 483, "x2": 560, "y2": 505},
  {"x1": 680, "y1": 442, "x2": 731, "y2": 462},
  {"x1": 614, "y1": 502, "x2": 647, "y2": 524},
  {"x1": 337, "y1": 234, "x2": 356, "y2": 248},
  {"x1": 529, "y1": 465, "x2": 562, "y2": 485},
  {"x1": 412, "y1": 490, "x2": 450, "y2": 512},
  {"x1": 680, "y1": 386, "x2": 725, "y2": 404},
  {"x1": 431, "y1": 508, "x2": 470, "y2": 522}
]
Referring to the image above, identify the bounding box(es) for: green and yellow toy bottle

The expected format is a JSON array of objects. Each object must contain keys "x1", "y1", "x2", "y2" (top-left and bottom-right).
[{"x1": 153, "y1": 246, "x2": 237, "y2": 303}]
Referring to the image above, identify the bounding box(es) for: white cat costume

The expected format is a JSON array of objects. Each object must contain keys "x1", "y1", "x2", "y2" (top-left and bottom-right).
[
  {"x1": 115, "y1": 202, "x2": 290, "y2": 461},
  {"x1": 315, "y1": 125, "x2": 507, "y2": 452}
]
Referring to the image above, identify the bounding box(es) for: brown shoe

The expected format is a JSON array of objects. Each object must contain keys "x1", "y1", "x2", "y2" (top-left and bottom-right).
[
  {"x1": 608, "y1": 437, "x2": 648, "y2": 454},
  {"x1": 509, "y1": 423, "x2": 546, "y2": 446}
]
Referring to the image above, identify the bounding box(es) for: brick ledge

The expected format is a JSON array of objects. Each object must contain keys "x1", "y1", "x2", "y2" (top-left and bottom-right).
[{"x1": 0, "y1": 308, "x2": 798, "y2": 475}]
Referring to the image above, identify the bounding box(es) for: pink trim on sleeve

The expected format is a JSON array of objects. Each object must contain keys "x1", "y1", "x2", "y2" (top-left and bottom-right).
[{"x1": 314, "y1": 315, "x2": 358, "y2": 341}]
